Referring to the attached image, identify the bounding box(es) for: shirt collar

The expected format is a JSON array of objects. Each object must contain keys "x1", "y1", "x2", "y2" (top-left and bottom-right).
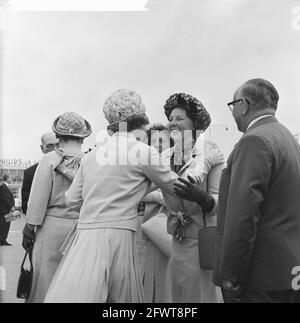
[{"x1": 246, "y1": 115, "x2": 274, "y2": 132}]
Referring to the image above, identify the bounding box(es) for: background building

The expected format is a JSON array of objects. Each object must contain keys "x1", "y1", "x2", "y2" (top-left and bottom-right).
[{"x1": 0, "y1": 159, "x2": 36, "y2": 201}]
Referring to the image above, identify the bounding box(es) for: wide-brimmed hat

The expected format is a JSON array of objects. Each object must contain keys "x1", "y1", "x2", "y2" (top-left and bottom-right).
[
  {"x1": 103, "y1": 89, "x2": 146, "y2": 125},
  {"x1": 52, "y1": 112, "x2": 92, "y2": 138},
  {"x1": 164, "y1": 93, "x2": 211, "y2": 131}
]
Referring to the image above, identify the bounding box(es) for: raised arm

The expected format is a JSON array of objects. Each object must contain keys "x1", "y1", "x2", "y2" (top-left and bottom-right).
[
  {"x1": 142, "y1": 146, "x2": 178, "y2": 197},
  {"x1": 206, "y1": 163, "x2": 223, "y2": 215}
]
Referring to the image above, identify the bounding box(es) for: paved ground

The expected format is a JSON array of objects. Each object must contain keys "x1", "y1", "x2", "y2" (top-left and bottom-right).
[
  {"x1": 0, "y1": 218, "x2": 26, "y2": 303},
  {"x1": 0, "y1": 216, "x2": 145, "y2": 303}
]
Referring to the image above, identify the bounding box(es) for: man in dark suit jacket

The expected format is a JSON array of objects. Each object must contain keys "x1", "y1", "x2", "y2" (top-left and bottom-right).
[
  {"x1": 21, "y1": 132, "x2": 59, "y2": 214},
  {"x1": 213, "y1": 78, "x2": 300, "y2": 303},
  {"x1": 0, "y1": 175, "x2": 15, "y2": 246},
  {"x1": 21, "y1": 164, "x2": 38, "y2": 215}
]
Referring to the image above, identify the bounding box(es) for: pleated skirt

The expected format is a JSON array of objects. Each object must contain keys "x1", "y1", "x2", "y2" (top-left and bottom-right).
[
  {"x1": 142, "y1": 239, "x2": 171, "y2": 303},
  {"x1": 44, "y1": 228, "x2": 144, "y2": 303}
]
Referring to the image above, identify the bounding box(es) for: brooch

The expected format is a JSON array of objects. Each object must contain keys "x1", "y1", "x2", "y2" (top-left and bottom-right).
[{"x1": 171, "y1": 211, "x2": 192, "y2": 243}]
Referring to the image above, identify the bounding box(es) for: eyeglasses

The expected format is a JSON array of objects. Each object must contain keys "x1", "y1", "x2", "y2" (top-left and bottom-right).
[{"x1": 227, "y1": 98, "x2": 249, "y2": 112}]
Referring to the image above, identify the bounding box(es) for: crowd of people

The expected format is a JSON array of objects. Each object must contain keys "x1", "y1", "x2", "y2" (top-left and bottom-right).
[{"x1": 1, "y1": 77, "x2": 300, "y2": 303}]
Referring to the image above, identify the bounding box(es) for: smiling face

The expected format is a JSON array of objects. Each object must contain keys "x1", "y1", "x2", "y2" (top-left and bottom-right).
[{"x1": 168, "y1": 107, "x2": 195, "y2": 137}]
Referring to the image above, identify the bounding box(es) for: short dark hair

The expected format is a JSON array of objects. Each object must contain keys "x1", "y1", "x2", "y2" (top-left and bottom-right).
[
  {"x1": 2, "y1": 174, "x2": 9, "y2": 182},
  {"x1": 241, "y1": 78, "x2": 279, "y2": 110},
  {"x1": 56, "y1": 135, "x2": 83, "y2": 144},
  {"x1": 146, "y1": 123, "x2": 173, "y2": 147},
  {"x1": 107, "y1": 113, "x2": 150, "y2": 134},
  {"x1": 164, "y1": 93, "x2": 211, "y2": 131}
]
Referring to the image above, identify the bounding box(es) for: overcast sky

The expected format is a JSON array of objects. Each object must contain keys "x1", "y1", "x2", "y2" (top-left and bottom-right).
[{"x1": 1, "y1": 0, "x2": 300, "y2": 161}]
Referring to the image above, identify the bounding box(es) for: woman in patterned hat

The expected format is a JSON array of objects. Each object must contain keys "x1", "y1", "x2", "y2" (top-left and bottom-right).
[
  {"x1": 44, "y1": 89, "x2": 179, "y2": 303},
  {"x1": 162, "y1": 93, "x2": 225, "y2": 303},
  {"x1": 22, "y1": 112, "x2": 92, "y2": 303}
]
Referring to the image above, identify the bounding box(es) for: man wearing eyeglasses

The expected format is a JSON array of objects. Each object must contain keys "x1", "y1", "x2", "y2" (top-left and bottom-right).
[{"x1": 213, "y1": 78, "x2": 300, "y2": 303}]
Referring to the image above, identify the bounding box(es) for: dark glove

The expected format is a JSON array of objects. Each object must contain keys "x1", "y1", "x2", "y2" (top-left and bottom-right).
[
  {"x1": 22, "y1": 224, "x2": 35, "y2": 251},
  {"x1": 174, "y1": 176, "x2": 215, "y2": 213}
]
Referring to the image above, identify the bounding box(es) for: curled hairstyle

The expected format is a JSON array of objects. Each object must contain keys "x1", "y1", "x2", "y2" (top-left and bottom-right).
[
  {"x1": 107, "y1": 113, "x2": 150, "y2": 134},
  {"x1": 103, "y1": 89, "x2": 146, "y2": 125}
]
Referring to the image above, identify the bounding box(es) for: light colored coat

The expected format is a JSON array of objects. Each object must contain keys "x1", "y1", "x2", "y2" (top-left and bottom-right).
[
  {"x1": 26, "y1": 151, "x2": 79, "y2": 226},
  {"x1": 44, "y1": 132, "x2": 179, "y2": 303},
  {"x1": 67, "y1": 132, "x2": 178, "y2": 231},
  {"x1": 162, "y1": 138, "x2": 225, "y2": 303},
  {"x1": 163, "y1": 139, "x2": 224, "y2": 239},
  {"x1": 26, "y1": 150, "x2": 81, "y2": 303}
]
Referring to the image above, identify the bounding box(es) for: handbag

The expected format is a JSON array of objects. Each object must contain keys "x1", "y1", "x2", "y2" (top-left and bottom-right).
[
  {"x1": 198, "y1": 208, "x2": 216, "y2": 271},
  {"x1": 16, "y1": 248, "x2": 33, "y2": 299},
  {"x1": 141, "y1": 213, "x2": 172, "y2": 258}
]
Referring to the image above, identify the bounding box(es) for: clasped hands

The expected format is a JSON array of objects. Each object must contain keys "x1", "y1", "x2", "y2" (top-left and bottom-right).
[{"x1": 9, "y1": 207, "x2": 22, "y2": 218}]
